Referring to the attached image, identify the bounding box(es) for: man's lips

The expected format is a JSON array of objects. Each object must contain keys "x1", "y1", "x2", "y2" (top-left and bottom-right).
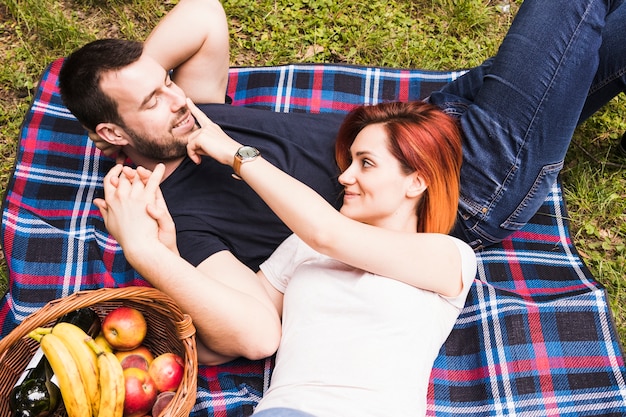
[{"x1": 172, "y1": 111, "x2": 195, "y2": 132}]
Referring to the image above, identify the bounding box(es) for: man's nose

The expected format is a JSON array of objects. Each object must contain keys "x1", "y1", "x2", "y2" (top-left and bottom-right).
[{"x1": 166, "y1": 87, "x2": 187, "y2": 111}]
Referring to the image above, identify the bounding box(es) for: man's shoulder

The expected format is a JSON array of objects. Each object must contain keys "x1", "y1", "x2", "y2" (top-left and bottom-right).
[
  {"x1": 196, "y1": 103, "x2": 346, "y2": 124},
  {"x1": 195, "y1": 104, "x2": 344, "y2": 165}
]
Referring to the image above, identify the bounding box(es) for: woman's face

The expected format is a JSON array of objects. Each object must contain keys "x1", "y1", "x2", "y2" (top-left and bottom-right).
[{"x1": 338, "y1": 123, "x2": 423, "y2": 230}]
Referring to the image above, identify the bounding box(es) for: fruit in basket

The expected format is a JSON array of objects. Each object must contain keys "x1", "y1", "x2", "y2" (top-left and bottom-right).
[
  {"x1": 122, "y1": 367, "x2": 158, "y2": 417},
  {"x1": 152, "y1": 391, "x2": 175, "y2": 417},
  {"x1": 86, "y1": 337, "x2": 126, "y2": 417},
  {"x1": 51, "y1": 322, "x2": 101, "y2": 415},
  {"x1": 120, "y1": 354, "x2": 150, "y2": 371},
  {"x1": 28, "y1": 329, "x2": 92, "y2": 417},
  {"x1": 102, "y1": 306, "x2": 148, "y2": 351},
  {"x1": 95, "y1": 332, "x2": 115, "y2": 353},
  {"x1": 148, "y1": 352, "x2": 185, "y2": 393},
  {"x1": 12, "y1": 308, "x2": 102, "y2": 417},
  {"x1": 116, "y1": 345, "x2": 155, "y2": 366}
]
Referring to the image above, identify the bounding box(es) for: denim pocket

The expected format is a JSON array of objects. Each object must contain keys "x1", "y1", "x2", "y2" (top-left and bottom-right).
[{"x1": 500, "y1": 160, "x2": 563, "y2": 231}]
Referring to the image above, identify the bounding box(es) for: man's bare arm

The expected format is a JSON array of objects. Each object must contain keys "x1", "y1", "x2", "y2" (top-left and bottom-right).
[
  {"x1": 144, "y1": 0, "x2": 230, "y2": 104},
  {"x1": 94, "y1": 164, "x2": 281, "y2": 365}
]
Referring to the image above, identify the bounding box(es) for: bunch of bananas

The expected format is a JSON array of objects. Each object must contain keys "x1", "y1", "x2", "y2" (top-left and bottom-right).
[{"x1": 29, "y1": 323, "x2": 125, "y2": 417}]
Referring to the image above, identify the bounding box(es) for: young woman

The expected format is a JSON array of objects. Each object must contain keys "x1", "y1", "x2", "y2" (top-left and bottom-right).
[{"x1": 182, "y1": 99, "x2": 478, "y2": 416}]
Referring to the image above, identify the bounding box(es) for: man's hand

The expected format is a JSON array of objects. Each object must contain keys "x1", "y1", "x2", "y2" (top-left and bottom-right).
[
  {"x1": 135, "y1": 166, "x2": 179, "y2": 255},
  {"x1": 94, "y1": 164, "x2": 176, "y2": 254}
]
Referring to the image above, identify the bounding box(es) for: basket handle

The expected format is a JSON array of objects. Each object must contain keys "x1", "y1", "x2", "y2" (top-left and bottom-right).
[
  {"x1": 0, "y1": 286, "x2": 193, "y2": 354},
  {"x1": 177, "y1": 314, "x2": 195, "y2": 340}
]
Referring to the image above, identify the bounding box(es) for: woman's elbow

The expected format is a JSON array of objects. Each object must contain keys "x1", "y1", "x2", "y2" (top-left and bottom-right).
[{"x1": 304, "y1": 226, "x2": 339, "y2": 256}]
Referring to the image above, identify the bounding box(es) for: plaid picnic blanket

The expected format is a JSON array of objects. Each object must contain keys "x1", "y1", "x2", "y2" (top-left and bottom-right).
[{"x1": 2, "y1": 58, "x2": 626, "y2": 416}]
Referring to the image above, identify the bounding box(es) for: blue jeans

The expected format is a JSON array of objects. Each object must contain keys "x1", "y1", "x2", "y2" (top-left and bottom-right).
[
  {"x1": 429, "y1": 0, "x2": 626, "y2": 250},
  {"x1": 253, "y1": 408, "x2": 316, "y2": 417}
]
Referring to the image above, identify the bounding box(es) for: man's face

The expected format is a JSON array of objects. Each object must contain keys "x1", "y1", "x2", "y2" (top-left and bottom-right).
[{"x1": 99, "y1": 54, "x2": 198, "y2": 160}]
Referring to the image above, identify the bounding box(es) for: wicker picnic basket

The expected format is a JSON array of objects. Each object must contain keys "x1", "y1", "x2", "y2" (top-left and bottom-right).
[{"x1": 0, "y1": 286, "x2": 198, "y2": 417}]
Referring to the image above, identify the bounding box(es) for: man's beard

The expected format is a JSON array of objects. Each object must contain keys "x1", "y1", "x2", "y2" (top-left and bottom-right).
[{"x1": 125, "y1": 126, "x2": 189, "y2": 161}]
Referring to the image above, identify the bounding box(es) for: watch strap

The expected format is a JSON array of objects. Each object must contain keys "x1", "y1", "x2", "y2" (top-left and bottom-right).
[{"x1": 232, "y1": 155, "x2": 244, "y2": 179}]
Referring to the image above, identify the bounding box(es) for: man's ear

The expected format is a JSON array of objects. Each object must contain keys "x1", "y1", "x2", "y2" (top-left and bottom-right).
[
  {"x1": 94, "y1": 123, "x2": 130, "y2": 146},
  {"x1": 406, "y1": 172, "x2": 428, "y2": 198}
]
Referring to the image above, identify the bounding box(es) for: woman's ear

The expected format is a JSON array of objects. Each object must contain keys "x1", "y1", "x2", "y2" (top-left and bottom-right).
[{"x1": 406, "y1": 172, "x2": 427, "y2": 198}]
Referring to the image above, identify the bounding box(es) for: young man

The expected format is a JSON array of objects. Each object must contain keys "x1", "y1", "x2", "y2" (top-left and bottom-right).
[
  {"x1": 60, "y1": 0, "x2": 345, "y2": 364},
  {"x1": 59, "y1": 0, "x2": 626, "y2": 364}
]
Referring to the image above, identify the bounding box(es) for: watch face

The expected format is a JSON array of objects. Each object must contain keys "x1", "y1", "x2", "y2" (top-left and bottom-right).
[{"x1": 239, "y1": 146, "x2": 259, "y2": 158}]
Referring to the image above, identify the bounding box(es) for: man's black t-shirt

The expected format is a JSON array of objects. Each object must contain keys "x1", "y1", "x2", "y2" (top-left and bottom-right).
[{"x1": 160, "y1": 104, "x2": 345, "y2": 270}]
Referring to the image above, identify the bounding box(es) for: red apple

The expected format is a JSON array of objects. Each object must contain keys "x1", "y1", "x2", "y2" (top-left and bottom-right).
[
  {"x1": 120, "y1": 354, "x2": 150, "y2": 371},
  {"x1": 148, "y1": 353, "x2": 184, "y2": 393},
  {"x1": 102, "y1": 306, "x2": 147, "y2": 351},
  {"x1": 152, "y1": 391, "x2": 175, "y2": 417},
  {"x1": 115, "y1": 345, "x2": 155, "y2": 365},
  {"x1": 123, "y1": 367, "x2": 158, "y2": 417}
]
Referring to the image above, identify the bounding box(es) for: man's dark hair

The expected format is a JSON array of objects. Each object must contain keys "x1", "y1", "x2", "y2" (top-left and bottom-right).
[{"x1": 58, "y1": 39, "x2": 144, "y2": 131}]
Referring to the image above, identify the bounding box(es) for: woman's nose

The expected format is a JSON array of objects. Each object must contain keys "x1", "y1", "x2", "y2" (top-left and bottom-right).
[{"x1": 338, "y1": 167, "x2": 356, "y2": 185}]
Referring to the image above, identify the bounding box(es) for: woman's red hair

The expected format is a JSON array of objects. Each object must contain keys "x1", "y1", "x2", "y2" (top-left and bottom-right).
[{"x1": 335, "y1": 101, "x2": 463, "y2": 234}]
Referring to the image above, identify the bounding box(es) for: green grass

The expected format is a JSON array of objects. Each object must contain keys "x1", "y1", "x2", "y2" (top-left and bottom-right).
[{"x1": 0, "y1": 0, "x2": 624, "y2": 344}]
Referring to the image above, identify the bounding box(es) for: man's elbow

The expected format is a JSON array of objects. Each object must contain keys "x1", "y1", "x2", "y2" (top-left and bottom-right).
[
  {"x1": 242, "y1": 345, "x2": 278, "y2": 362},
  {"x1": 196, "y1": 328, "x2": 280, "y2": 365},
  {"x1": 197, "y1": 342, "x2": 278, "y2": 366},
  {"x1": 240, "y1": 329, "x2": 281, "y2": 361},
  {"x1": 196, "y1": 340, "x2": 239, "y2": 366}
]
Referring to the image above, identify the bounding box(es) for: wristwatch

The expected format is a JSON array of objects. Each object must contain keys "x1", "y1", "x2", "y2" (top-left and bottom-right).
[{"x1": 232, "y1": 146, "x2": 260, "y2": 179}]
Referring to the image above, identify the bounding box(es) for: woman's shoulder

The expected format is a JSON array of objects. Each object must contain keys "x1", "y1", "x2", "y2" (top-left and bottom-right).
[
  {"x1": 447, "y1": 235, "x2": 475, "y2": 259},
  {"x1": 441, "y1": 235, "x2": 477, "y2": 307},
  {"x1": 447, "y1": 236, "x2": 477, "y2": 277},
  {"x1": 265, "y1": 234, "x2": 324, "y2": 267}
]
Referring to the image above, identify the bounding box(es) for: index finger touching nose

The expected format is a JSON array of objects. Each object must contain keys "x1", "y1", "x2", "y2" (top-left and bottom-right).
[{"x1": 186, "y1": 98, "x2": 211, "y2": 128}]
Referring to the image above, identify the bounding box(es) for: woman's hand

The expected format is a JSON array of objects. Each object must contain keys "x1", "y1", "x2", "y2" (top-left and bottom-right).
[{"x1": 186, "y1": 98, "x2": 241, "y2": 166}]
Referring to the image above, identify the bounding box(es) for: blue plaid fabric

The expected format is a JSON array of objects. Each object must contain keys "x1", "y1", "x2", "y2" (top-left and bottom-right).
[{"x1": 1, "y1": 58, "x2": 625, "y2": 416}]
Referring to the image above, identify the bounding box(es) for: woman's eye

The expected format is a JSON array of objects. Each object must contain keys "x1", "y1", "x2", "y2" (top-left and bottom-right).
[{"x1": 362, "y1": 159, "x2": 373, "y2": 167}]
